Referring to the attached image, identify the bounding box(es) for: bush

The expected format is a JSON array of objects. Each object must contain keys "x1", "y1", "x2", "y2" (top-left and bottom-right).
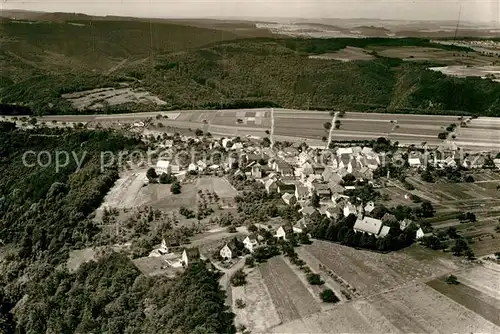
[
  {"x1": 171, "y1": 181, "x2": 182, "y2": 194},
  {"x1": 230, "y1": 269, "x2": 247, "y2": 287},
  {"x1": 446, "y1": 275, "x2": 459, "y2": 285},
  {"x1": 438, "y1": 132, "x2": 449, "y2": 140},
  {"x1": 320, "y1": 289, "x2": 339, "y2": 303},
  {"x1": 245, "y1": 256, "x2": 255, "y2": 267},
  {"x1": 235, "y1": 298, "x2": 246, "y2": 309},
  {"x1": 306, "y1": 273, "x2": 324, "y2": 285},
  {"x1": 159, "y1": 172, "x2": 176, "y2": 184},
  {"x1": 228, "y1": 226, "x2": 237, "y2": 233}
]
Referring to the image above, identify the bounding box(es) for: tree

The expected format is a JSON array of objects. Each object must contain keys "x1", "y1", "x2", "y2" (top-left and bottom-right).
[
  {"x1": 323, "y1": 122, "x2": 332, "y2": 130},
  {"x1": 159, "y1": 172, "x2": 175, "y2": 184},
  {"x1": 307, "y1": 273, "x2": 324, "y2": 285},
  {"x1": 320, "y1": 289, "x2": 339, "y2": 303},
  {"x1": 451, "y1": 238, "x2": 469, "y2": 256},
  {"x1": 421, "y1": 201, "x2": 434, "y2": 218},
  {"x1": 438, "y1": 132, "x2": 448, "y2": 140},
  {"x1": 171, "y1": 181, "x2": 182, "y2": 194},
  {"x1": 245, "y1": 256, "x2": 255, "y2": 267},
  {"x1": 465, "y1": 175, "x2": 474, "y2": 183},
  {"x1": 231, "y1": 269, "x2": 247, "y2": 286},
  {"x1": 195, "y1": 128, "x2": 204, "y2": 136},
  {"x1": 146, "y1": 167, "x2": 157, "y2": 180}
]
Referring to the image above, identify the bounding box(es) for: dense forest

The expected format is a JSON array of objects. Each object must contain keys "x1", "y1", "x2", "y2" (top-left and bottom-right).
[
  {"x1": 1, "y1": 18, "x2": 500, "y2": 116},
  {"x1": 0, "y1": 123, "x2": 234, "y2": 333}
]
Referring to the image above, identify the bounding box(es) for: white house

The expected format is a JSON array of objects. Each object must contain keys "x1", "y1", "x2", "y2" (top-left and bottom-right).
[
  {"x1": 337, "y1": 147, "x2": 354, "y2": 155},
  {"x1": 155, "y1": 160, "x2": 171, "y2": 175},
  {"x1": 220, "y1": 243, "x2": 237, "y2": 260},
  {"x1": 353, "y1": 217, "x2": 383, "y2": 236},
  {"x1": 416, "y1": 228, "x2": 425, "y2": 239},
  {"x1": 408, "y1": 157, "x2": 422, "y2": 168},
  {"x1": 188, "y1": 163, "x2": 197, "y2": 172},
  {"x1": 243, "y1": 235, "x2": 259, "y2": 253},
  {"x1": 364, "y1": 201, "x2": 375, "y2": 214},
  {"x1": 295, "y1": 186, "x2": 310, "y2": 201},
  {"x1": 343, "y1": 202, "x2": 358, "y2": 217},
  {"x1": 197, "y1": 160, "x2": 207, "y2": 171}
]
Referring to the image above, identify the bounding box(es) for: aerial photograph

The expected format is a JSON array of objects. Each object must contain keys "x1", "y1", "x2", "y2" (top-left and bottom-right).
[{"x1": 1, "y1": 0, "x2": 500, "y2": 333}]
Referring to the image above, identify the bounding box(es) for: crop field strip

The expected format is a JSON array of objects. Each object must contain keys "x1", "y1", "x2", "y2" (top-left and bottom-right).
[
  {"x1": 427, "y1": 274, "x2": 500, "y2": 327},
  {"x1": 301, "y1": 241, "x2": 456, "y2": 296},
  {"x1": 259, "y1": 256, "x2": 321, "y2": 323}
]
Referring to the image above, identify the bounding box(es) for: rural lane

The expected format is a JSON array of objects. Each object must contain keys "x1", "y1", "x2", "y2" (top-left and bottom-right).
[{"x1": 326, "y1": 111, "x2": 339, "y2": 149}]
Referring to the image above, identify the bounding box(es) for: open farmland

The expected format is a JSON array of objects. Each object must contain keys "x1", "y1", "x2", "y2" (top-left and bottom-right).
[
  {"x1": 308, "y1": 46, "x2": 375, "y2": 62},
  {"x1": 454, "y1": 117, "x2": 500, "y2": 150},
  {"x1": 274, "y1": 110, "x2": 459, "y2": 147},
  {"x1": 301, "y1": 241, "x2": 459, "y2": 296},
  {"x1": 271, "y1": 282, "x2": 500, "y2": 333},
  {"x1": 259, "y1": 256, "x2": 321, "y2": 323},
  {"x1": 375, "y1": 46, "x2": 493, "y2": 66}
]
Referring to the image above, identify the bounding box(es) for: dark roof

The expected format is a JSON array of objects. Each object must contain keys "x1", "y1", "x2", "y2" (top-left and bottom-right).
[
  {"x1": 183, "y1": 247, "x2": 200, "y2": 259},
  {"x1": 281, "y1": 224, "x2": 294, "y2": 234}
]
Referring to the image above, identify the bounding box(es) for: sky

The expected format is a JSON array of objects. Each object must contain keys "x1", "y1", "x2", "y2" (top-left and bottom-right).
[{"x1": 1, "y1": 0, "x2": 498, "y2": 25}]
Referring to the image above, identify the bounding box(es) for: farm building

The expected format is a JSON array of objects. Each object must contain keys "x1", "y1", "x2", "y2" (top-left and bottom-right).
[
  {"x1": 300, "y1": 206, "x2": 316, "y2": 216},
  {"x1": 243, "y1": 234, "x2": 259, "y2": 253},
  {"x1": 277, "y1": 182, "x2": 296, "y2": 194},
  {"x1": 378, "y1": 226, "x2": 391, "y2": 238},
  {"x1": 408, "y1": 157, "x2": 423, "y2": 168},
  {"x1": 353, "y1": 217, "x2": 383, "y2": 236},
  {"x1": 273, "y1": 160, "x2": 294, "y2": 176},
  {"x1": 275, "y1": 224, "x2": 294, "y2": 240},
  {"x1": 251, "y1": 163, "x2": 263, "y2": 178},
  {"x1": 416, "y1": 228, "x2": 425, "y2": 239},
  {"x1": 399, "y1": 219, "x2": 414, "y2": 230},
  {"x1": 293, "y1": 218, "x2": 307, "y2": 234}
]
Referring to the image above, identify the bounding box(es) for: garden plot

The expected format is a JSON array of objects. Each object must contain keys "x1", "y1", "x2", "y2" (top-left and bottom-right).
[{"x1": 231, "y1": 267, "x2": 281, "y2": 332}]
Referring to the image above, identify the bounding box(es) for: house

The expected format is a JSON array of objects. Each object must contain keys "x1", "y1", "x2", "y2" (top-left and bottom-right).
[
  {"x1": 265, "y1": 179, "x2": 278, "y2": 193},
  {"x1": 329, "y1": 182, "x2": 345, "y2": 194},
  {"x1": 149, "y1": 239, "x2": 170, "y2": 257},
  {"x1": 282, "y1": 193, "x2": 296, "y2": 205},
  {"x1": 243, "y1": 234, "x2": 259, "y2": 253},
  {"x1": 353, "y1": 217, "x2": 383, "y2": 236},
  {"x1": 337, "y1": 147, "x2": 353, "y2": 155},
  {"x1": 220, "y1": 242, "x2": 238, "y2": 260},
  {"x1": 311, "y1": 163, "x2": 326, "y2": 176},
  {"x1": 399, "y1": 219, "x2": 413, "y2": 230},
  {"x1": 197, "y1": 160, "x2": 207, "y2": 171},
  {"x1": 232, "y1": 142, "x2": 244, "y2": 150},
  {"x1": 494, "y1": 158, "x2": 500, "y2": 169},
  {"x1": 343, "y1": 202, "x2": 358, "y2": 217},
  {"x1": 338, "y1": 154, "x2": 352, "y2": 171},
  {"x1": 378, "y1": 226, "x2": 391, "y2": 238},
  {"x1": 155, "y1": 160, "x2": 171, "y2": 175},
  {"x1": 325, "y1": 206, "x2": 339, "y2": 219},
  {"x1": 277, "y1": 182, "x2": 296, "y2": 195},
  {"x1": 408, "y1": 157, "x2": 422, "y2": 168},
  {"x1": 273, "y1": 160, "x2": 294, "y2": 176},
  {"x1": 293, "y1": 217, "x2": 307, "y2": 234},
  {"x1": 295, "y1": 186, "x2": 310, "y2": 201},
  {"x1": 313, "y1": 183, "x2": 331, "y2": 199},
  {"x1": 416, "y1": 228, "x2": 425, "y2": 239},
  {"x1": 251, "y1": 163, "x2": 263, "y2": 178},
  {"x1": 381, "y1": 213, "x2": 398, "y2": 224},
  {"x1": 358, "y1": 166, "x2": 374, "y2": 180},
  {"x1": 275, "y1": 224, "x2": 294, "y2": 240},
  {"x1": 322, "y1": 166, "x2": 342, "y2": 183},
  {"x1": 188, "y1": 163, "x2": 197, "y2": 172},
  {"x1": 300, "y1": 162, "x2": 314, "y2": 177},
  {"x1": 300, "y1": 206, "x2": 316, "y2": 216},
  {"x1": 181, "y1": 248, "x2": 200, "y2": 267},
  {"x1": 222, "y1": 138, "x2": 232, "y2": 149},
  {"x1": 364, "y1": 201, "x2": 375, "y2": 214},
  {"x1": 298, "y1": 151, "x2": 310, "y2": 164}
]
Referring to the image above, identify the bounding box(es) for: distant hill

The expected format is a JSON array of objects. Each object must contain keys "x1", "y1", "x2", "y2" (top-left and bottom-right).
[{"x1": 0, "y1": 14, "x2": 499, "y2": 116}]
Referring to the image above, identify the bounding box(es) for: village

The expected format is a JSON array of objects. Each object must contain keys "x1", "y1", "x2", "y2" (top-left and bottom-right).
[{"x1": 62, "y1": 124, "x2": 500, "y2": 333}]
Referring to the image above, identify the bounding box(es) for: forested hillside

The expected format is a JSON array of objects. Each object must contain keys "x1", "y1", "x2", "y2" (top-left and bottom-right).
[
  {"x1": 0, "y1": 123, "x2": 234, "y2": 333},
  {"x1": 1, "y1": 17, "x2": 500, "y2": 116}
]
